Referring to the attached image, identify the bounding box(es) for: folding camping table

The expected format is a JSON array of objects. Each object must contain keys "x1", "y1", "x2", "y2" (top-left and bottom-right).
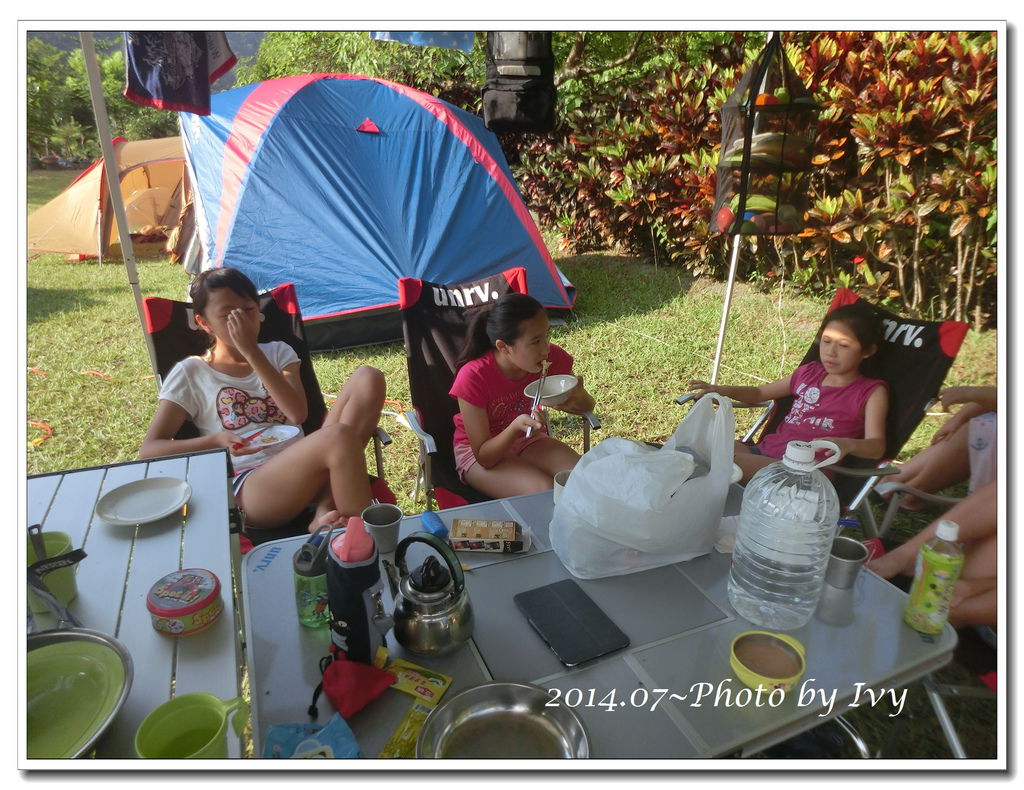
[
  {"x1": 24, "y1": 449, "x2": 245, "y2": 761},
  {"x1": 243, "y1": 487, "x2": 957, "y2": 759}
]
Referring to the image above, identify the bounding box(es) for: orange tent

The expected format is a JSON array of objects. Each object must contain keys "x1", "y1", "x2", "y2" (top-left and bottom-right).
[{"x1": 28, "y1": 136, "x2": 186, "y2": 258}]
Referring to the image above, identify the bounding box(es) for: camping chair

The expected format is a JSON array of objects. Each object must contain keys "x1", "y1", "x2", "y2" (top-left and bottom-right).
[
  {"x1": 679, "y1": 287, "x2": 969, "y2": 538},
  {"x1": 142, "y1": 282, "x2": 396, "y2": 547},
  {"x1": 397, "y1": 267, "x2": 600, "y2": 510}
]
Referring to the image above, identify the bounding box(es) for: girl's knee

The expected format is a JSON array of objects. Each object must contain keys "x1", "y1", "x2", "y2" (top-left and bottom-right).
[
  {"x1": 317, "y1": 422, "x2": 363, "y2": 455},
  {"x1": 352, "y1": 365, "x2": 386, "y2": 396}
]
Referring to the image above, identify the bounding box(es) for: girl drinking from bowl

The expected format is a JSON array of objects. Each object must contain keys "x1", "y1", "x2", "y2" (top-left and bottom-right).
[
  {"x1": 451, "y1": 293, "x2": 595, "y2": 498},
  {"x1": 140, "y1": 267, "x2": 386, "y2": 533},
  {"x1": 688, "y1": 304, "x2": 889, "y2": 484}
]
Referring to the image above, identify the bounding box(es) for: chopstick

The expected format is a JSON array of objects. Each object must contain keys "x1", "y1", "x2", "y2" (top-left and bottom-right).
[{"x1": 525, "y1": 360, "x2": 551, "y2": 438}]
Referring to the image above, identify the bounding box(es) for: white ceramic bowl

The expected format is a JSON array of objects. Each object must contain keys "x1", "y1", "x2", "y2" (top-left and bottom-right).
[{"x1": 523, "y1": 374, "x2": 578, "y2": 407}]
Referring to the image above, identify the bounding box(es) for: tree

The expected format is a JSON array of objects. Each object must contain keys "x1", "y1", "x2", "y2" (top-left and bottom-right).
[
  {"x1": 26, "y1": 38, "x2": 79, "y2": 156},
  {"x1": 27, "y1": 34, "x2": 180, "y2": 162},
  {"x1": 234, "y1": 31, "x2": 485, "y2": 108}
]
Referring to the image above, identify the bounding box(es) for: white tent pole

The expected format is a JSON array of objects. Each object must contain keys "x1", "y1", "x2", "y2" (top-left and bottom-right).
[
  {"x1": 710, "y1": 233, "x2": 742, "y2": 384},
  {"x1": 79, "y1": 32, "x2": 160, "y2": 385}
]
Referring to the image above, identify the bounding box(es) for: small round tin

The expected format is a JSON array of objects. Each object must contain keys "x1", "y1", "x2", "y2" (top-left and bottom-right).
[{"x1": 146, "y1": 568, "x2": 223, "y2": 636}]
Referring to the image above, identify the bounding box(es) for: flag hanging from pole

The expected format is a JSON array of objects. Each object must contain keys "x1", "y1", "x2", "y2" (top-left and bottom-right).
[{"x1": 124, "y1": 32, "x2": 236, "y2": 115}]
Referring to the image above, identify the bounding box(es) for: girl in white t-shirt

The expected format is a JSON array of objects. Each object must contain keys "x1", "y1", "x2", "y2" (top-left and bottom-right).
[{"x1": 141, "y1": 268, "x2": 386, "y2": 533}]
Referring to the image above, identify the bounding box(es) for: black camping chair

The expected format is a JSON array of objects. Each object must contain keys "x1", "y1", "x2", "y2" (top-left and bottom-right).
[
  {"x1": 679, "y1": 288, "x2": 969, "y2": 538},
  {"x1": 142, "y1": 282, "x2": 396, "y2": 547},
  {"x1": 397, "y1": 268, "x2": 600, "y2": 510}
]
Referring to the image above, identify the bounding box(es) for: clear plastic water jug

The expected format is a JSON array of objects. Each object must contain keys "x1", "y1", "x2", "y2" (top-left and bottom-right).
[{"x1": 728, "y1": 440, "x2": 841, "y2": 631}]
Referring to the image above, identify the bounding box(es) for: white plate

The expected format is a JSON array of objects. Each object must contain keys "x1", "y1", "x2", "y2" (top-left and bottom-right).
[
  {"x1": 240, "y1": 424, "x2": 300, "y2": 447},
  {"x1": 95, "y1": 477, "x2": 192, "y2": 526}
]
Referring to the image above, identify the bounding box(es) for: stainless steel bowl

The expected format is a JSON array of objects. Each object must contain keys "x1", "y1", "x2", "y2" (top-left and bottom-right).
[{"x1": 416, "y1": 682, "x2": 589, "y2": 759}]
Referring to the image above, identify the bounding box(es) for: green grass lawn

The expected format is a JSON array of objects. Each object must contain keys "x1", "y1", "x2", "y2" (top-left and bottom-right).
[{"x1": 24, "y1": 168, "x2": 999, "y2": 760}]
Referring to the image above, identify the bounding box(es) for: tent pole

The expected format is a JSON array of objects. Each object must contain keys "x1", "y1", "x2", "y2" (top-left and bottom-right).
[
  {"x1": 711, "y1": 233, "x2": 742, "y2": 384},
  {"x1": 79, "y1": 32, "x2": 160, "y2": 386}
]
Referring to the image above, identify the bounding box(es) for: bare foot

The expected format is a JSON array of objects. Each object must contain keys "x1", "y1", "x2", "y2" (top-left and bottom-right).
[{"x1": 308, "y1": 509, "x2": 345, "y2": 533}]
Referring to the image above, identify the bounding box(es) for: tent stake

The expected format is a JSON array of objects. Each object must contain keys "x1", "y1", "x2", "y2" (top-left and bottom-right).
[
  {"x1": 79, "y1": 32, "x2": 160, "y2": 387},
  {"x1": 711, "y1": 233, "x2": 742, "y2": 384}
]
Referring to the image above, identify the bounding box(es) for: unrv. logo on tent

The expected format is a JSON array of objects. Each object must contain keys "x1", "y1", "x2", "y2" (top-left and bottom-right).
[{"x1": 431, "y1": 284, "x2": 500, "y2": 308}]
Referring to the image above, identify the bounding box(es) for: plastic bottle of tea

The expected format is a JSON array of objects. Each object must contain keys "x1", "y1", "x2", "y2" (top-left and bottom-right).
[{"x1": 903, "y1": 520, "x2": 964, "y2": 634}]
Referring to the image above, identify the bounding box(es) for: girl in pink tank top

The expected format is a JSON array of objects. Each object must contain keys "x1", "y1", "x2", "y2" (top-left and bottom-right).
[{"x1": 688, "y1": 305, "x2": 889, "y2": 484}]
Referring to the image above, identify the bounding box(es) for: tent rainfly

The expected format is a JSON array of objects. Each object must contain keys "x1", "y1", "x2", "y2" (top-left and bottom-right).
[
  {"x1": 28, "y1": 136, "x2": 187, "y2": 260},
  {"x1": 180, "y1": 73, "x2": 576, "y2": 350}
]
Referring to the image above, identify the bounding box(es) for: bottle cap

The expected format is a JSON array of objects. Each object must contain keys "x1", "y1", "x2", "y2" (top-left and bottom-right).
[
  {"x1": 782, "y1": 440, "x2": 816, "y2": 469},
  {"x1": 936, "y1": 520, "x2": 960, "y2": 542}
]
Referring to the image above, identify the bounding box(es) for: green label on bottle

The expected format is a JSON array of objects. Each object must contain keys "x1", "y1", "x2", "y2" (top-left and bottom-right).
[{"x1": 903, "y1": 547, "x2": 963, "y2": 634}]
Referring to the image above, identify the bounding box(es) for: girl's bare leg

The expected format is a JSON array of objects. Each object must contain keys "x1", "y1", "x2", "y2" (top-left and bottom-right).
[
  {"x1": 734, "y1": 445, "x2": 774, "y2": 484},
  {"x1": 464, "y1": 456, "x2": 556, "y2": 498},
  {"x1": 519, "y1": 437, "x2": 581, "y2": 477},
  {"x1": 868, "y1": 479, "x2": 997, "y2": 579},
  {"x1": 879, "y1": 423, "x2": 971, "y2": 508},
  {"x1": 323, "y1": 366, "x2": 386, "y2": 445},
  {"x1": 237, "y1": 422, "x2": 373, "y2": 529},
  {"x1": 306, "y1": 366, "x2": 386, "y2": 528}
]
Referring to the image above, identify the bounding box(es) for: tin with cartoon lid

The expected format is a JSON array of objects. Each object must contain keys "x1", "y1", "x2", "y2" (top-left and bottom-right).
[{"x1": 146, "y1": 568, "x2": 223, "y2": 636}]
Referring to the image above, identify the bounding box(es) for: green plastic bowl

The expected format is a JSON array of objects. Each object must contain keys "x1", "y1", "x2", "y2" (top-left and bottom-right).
[{"x1": 27, "y1": 630, "x2": 133, "y2": 758}]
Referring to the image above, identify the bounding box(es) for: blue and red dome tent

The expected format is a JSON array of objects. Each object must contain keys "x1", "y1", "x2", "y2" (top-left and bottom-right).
[{"x1": 180, "y1": 73, "x2": 576, "y2": 349}]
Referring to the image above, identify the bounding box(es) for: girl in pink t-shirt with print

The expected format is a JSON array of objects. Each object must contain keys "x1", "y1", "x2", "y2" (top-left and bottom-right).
[
  {"x1": 450, "y1": 293, "x2": 596, "y2": 498},
  {"x1": 689, "y1": 305, "x2": 889, "y2": 484}
]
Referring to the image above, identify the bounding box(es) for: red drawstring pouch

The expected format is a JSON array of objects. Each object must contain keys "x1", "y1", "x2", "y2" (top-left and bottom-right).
[{"x1": 309, "y1": 645, "x2": 396, "y2": 721}]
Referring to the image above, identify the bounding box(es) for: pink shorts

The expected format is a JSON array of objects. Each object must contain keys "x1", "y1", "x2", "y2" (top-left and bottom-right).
[{"x1": 454, "y1": 434, "x2": 549, "y2": 482}]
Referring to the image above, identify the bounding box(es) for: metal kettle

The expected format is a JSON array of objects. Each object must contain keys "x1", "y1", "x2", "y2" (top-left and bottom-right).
[{"x1": 392, "y1": 532, "x2": 473, "y2": 656}]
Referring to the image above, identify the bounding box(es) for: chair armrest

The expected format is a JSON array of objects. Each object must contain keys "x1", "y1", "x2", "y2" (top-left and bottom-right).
[
  {"x1": 675, "y1": 392, "x2": 770, "y2": 410},
  {"x1": 397, "y1": 410, "x2": 437, "y2": 455},
  {"x1": 883, "y1": 484, "x2": 963, "y2": 508},
  {"x1": 581, "y1": 411, "x2": 601, "y2": 430},
  {"x1": 374, "y1": 425, "x2": 392, "y2": 447},
  {"x1": 830, "y1": 463, "x2": 901, "y2": 479}
]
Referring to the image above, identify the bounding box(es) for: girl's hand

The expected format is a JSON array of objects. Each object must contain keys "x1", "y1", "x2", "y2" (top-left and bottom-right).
[
  {"x1": 226, "y1": 307, "x2": 261, "y2": 357},
  {"x1": 512, "y1": 412, "x2": 545, "y2": 435},
  {"x1": 825, "y1": 438, "x2": 852, "y2": 461},
  {"x1": 938, "y1": 386, "x2": 972, "y2": 411},
  {"x1": 688, "y1": 380, "x2": 716, "y2": 399},
  {"x1": 930, "y1": 417, "x2": 961, "y2": 445},
  {"x1": 212, "y1": 430, "x2": 261, "y2": 456},
  {"x1": 554, "y1": 377, "x2": 596, "y2": 415}
]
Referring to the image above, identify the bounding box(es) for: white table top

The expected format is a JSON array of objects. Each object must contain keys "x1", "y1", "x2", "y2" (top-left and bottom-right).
[
  {"x1": 24, "y1": 449, "x2": 244, "y2": 762},
  {"x1": 243, "y1": 489, "x2": 957, "y2": 760}
]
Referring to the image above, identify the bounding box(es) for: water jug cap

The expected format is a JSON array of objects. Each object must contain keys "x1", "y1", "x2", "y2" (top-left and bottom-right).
[
  {"x1": 783, "y1": 441, "x2": 815, "y2": 467},
  {"x1": 782, "y1": 440, "x2": 841, "y2": 471},
  {"x1": 936, "y1": 520, "x2": 960, "y2": 541}
]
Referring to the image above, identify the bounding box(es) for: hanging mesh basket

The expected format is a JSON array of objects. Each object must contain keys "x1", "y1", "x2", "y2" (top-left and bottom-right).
[{"x1": 712, "y1": 33, "x2": 820, "y2": 236}]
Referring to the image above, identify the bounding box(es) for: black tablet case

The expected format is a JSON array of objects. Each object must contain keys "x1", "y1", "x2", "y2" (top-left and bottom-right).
[{"x1": 514, "y1": 580, "x2": 630, "y2": 666}]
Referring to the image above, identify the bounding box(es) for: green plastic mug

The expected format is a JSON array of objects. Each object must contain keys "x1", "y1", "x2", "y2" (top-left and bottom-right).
[
  {"x1": 134, "y1": 693, "x2": 246, "y2": 759},
  {"x1": 27, "y1": 531, "x2": 77, "y2": 614}
]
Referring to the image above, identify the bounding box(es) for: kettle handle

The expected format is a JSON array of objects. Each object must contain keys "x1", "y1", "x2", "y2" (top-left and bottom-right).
[{"x1": 394, "y1": 531, "x2": 464, "y2": 594}]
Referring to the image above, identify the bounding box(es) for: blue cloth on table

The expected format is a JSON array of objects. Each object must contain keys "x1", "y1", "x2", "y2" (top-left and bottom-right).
[{"x1": 262, "y1": 713, "x2": 361, "y2": 759}]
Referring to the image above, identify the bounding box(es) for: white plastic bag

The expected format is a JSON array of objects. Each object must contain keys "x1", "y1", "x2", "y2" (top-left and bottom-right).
[{"x1": 549, "y1": 393, "x2": 735, "y2": 578}]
